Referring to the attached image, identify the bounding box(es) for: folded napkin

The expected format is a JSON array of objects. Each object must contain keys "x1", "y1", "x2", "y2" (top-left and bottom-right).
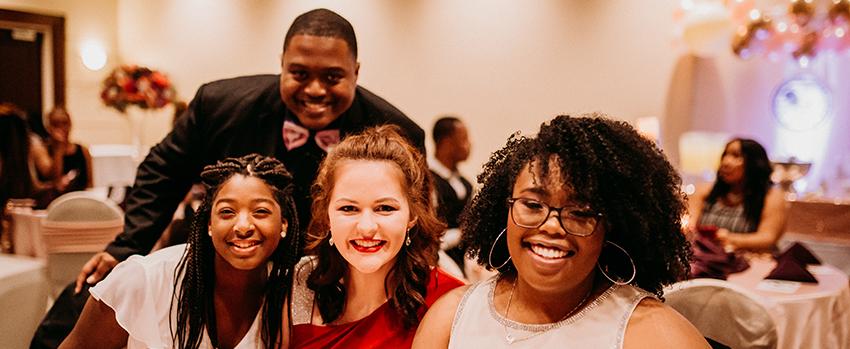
[
  {"x1": 765, "y1": 254, "x2": 818, "y2": 283},
  {"x1": 689, "y1": 234, "x2": 750, "y2": 280},
  {"x1": 774, "y1": 242, "x2": 821, "y2": 266}
]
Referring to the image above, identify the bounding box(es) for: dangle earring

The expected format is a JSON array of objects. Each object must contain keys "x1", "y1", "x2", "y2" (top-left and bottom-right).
[
  {"x1": 328, "y1": 232, "x2": 334, "y2": 246},
  {"x1": 596, "y1": 240, "x2": 636, "y2": 285},
  {"x1": 405, "y1": 228, "x2": 412, "y2": 246},
  {"x1": 207, "y1": 229, "x2": 212, "y2": 237},
  {"x1": 280, "y1": 230, "x2": 286, "y2": 239},
  {"x1": 488, "y1": 228, "x2": 512, "y2": 270}
]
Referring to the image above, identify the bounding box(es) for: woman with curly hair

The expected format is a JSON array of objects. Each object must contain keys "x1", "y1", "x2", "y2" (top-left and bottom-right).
[
  {"x1": 414, "y1": 114, "x2": 708, "y2": 348},
  {"x1": 687, "y1": 138, "x2": 786, "y2": 252},
  {"x1": 60, "y1": 154, "x2": 301, "y2": 348},
  {"x1": 291, "y1": 125, "x2": 464, "y2": 348}
]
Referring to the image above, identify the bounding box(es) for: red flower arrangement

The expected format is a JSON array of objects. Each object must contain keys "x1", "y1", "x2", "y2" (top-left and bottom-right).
[{"x1": 100, "y1": 65, "x2": 176, "y2": 113}]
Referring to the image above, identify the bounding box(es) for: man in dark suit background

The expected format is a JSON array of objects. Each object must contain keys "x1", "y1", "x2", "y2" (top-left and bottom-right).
[
  {"x1": 32, "y1": 8, "x2": 424, "y2": 348},
  {"x1": 430, "y1": 116, "x2": 472, "y2": 277}
]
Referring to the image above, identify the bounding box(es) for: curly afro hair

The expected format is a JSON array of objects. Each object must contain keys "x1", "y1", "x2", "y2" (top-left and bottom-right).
[{"x1": 461, "y1": 113, "x2": 691, "y2": 297}]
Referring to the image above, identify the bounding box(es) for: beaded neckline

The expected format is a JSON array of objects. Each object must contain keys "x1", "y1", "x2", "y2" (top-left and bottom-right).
[{"x1": 486, "y1": 277, "x2": 616, "y2": 333}]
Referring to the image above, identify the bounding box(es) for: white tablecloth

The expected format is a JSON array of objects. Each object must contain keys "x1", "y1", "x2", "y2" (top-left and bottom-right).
[
  {"x1": 727, "y1": 258, "x2": 850, "y2": 349},
  {"x1": 89, "y1": 144, "x2": 139, "y2": 188},
  {"x1": 0, "y1": 254, "x2": 48, "y2": 349},
  {"x1": 8, "y1": 209, "x2": 47, "y2": 258}
]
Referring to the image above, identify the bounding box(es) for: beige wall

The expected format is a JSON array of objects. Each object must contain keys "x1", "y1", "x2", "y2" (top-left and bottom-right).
[
  {"x1": 5, "y1": 1, "x2": 846, "y2": 189},
  {"x1": 112, "y1": 0, "x2": 681, "y2": 176},
  {"x1": 2, "y1": 0, "x2": 683, "y2": 176},
  {"x1": 0, "y1": 0, "x2": 143, "y2": 145}
]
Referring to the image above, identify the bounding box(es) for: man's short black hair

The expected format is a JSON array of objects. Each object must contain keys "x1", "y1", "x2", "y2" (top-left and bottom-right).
[
  {"x1": 283, "y1": 8, "x2": 357, "y2": 59},
  {"x1": 432, "y1": 116, "x2": 462, "y2": 144}
]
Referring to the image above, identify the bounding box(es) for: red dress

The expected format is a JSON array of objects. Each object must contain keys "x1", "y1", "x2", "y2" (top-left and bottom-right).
[{"x1": 291, "y1": 267, "x2": 464, "y2": 348}]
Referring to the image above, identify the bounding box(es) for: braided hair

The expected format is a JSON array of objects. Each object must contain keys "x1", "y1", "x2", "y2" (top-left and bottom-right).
[
  {"x1": 304, "y1": 125, "x2": 444, "y2": 329},
  {"x1": 172, "y1": 154, "x2": 301, "y2": 348},
  {"x1": 461, "y1": 114, "x2": 691, "y2": 298}
]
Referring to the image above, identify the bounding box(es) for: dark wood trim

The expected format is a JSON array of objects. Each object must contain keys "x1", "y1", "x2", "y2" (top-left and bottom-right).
[{"x1": 0, "y1": 8, "x2": 65, "y2": 106}]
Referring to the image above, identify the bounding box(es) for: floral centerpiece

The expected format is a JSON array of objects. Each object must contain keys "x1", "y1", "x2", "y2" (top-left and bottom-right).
[{"x1": 100, "y1": 65, "x2": 176, "y2": 113}]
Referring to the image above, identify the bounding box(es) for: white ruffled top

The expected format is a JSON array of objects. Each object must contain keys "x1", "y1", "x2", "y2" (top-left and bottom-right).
[{"x1": 90, "y1": 244, "x2": 262, "y2": 349}]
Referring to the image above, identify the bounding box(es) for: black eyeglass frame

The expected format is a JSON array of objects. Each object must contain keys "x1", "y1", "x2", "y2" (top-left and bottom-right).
[{"x1": 506, "y1": 197, "x2": 603, "y2": 237}]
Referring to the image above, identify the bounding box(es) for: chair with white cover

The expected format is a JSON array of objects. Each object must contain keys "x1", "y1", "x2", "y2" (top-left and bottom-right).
[
  {"x1": 40, "y1": 191, "x2": 123, "y2": 298},
  {"x1": 664, "y1": 278, "x2": 779, "y2": 349}
]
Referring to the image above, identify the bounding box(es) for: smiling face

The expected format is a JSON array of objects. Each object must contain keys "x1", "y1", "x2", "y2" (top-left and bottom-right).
[
  {"x1": 328, "y1": 160, "x2": 416, "y2": 277},
  {"x1": 507, "y1": 162, "x2": 605, "y2": 293},
  {"x1": 209, "y1": 175, "x2": 286, "y2": 271},
  {"x1": 719, "y1": 141, "x2": 745, "y2": 185},
  {"x1": 280, "y1": 34, "x2": 359, "y2": 130}
]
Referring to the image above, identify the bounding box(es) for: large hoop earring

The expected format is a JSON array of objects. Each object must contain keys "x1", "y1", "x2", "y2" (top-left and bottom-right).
[
  {"x1": 596, "y1": 240, "x2": 636, "y2": 285},
  {"x1": 488, "y1": 228, "x2": 512, "y2": 270}
]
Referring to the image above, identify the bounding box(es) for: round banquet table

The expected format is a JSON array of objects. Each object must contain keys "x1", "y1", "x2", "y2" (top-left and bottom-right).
[
  {"x1": 0, "y1": 253, "x2": 48, "y2": 349},
  {"x1": 8, "y1": 208, "x2": 47, "y2": 258},
  {"x1": 726, "y1": 256, "x2": 850, "y2": 349}
]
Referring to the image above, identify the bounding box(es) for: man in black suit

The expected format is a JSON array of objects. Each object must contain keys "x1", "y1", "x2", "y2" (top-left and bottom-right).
[
  {"x1": 31, "y1": 9, "x2": 423, "y2": 348},
  {"x1": 430, "y1": 116, "x2": 472, "y2": 276},
  {"x1": 75, "y1": 8, "x2": 423, "y2": 289}
]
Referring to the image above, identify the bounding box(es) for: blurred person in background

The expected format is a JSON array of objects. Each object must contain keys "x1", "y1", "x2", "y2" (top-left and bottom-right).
[
  {"x1": 687, "y1": 138, "x2": 787, "y2": 252},
  {"x1": 430, "y1": 116, "x2": 473, "y2": 279},
  {"x1": 0, "y1": 102, "x2": 36, "y2": 241},
  {"x1": 43, "y1": 107, "x2": 93, "y2": 194}
]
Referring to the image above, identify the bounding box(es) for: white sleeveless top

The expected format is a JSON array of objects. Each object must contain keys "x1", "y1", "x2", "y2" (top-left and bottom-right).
[
  {"x1": 448, "y1": 277, "x2": 654, "y2": 349},
  {"x1": 90, "y1": 244, "x2": 262, "y2": 349}
]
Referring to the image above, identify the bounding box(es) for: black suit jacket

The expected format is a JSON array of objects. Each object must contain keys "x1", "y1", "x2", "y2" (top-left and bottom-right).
[
  {"x1": 106, "y1": 74, "x2": 424, "y2": 260},
  {"x1": 431, "y1": 170, "x2": 472, "y2": 229}
]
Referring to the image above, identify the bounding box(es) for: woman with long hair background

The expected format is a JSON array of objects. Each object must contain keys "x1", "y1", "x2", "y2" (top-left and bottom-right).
[{"x1": 688, "y1": 138, "x2": 787, "y2": 252}]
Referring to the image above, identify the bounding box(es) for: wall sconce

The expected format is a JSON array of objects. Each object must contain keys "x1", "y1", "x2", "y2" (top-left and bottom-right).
[{"x1": 80, "y1": 40, "x2": 107, "y2": 71}]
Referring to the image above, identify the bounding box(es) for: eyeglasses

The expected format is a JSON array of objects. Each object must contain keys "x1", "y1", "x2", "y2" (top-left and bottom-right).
[{"x1": 507, "y1": 198, "x2": 602, "y2": 237}]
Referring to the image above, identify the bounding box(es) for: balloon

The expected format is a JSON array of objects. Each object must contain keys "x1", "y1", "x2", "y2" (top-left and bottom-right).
[
  {"x1": 839, "y1": 27, "x2": 850, "y2": 52},
  {"x1": 732, "y1": 16, "x2": 773, "y2": 59},
  {"x1": 829, "y1": 0, "x2": 850, "y2": 25},
  {"x1": 764, "y1": 28, "x2": 790, "y2": 60},
  {"x1": 789, "y1": 0, "x2": 816, "y2": 27},
  {"x1": 793, "y1": 30, "x2": 819, "y2": 59},
  {"x1": 816, "y1": 24, "x2": 848, "y2": 51},
  {"x1": 732, "y1": 34, "x2": 755, "y2": 58}
]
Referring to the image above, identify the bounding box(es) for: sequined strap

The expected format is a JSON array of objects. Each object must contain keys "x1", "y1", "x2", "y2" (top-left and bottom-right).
[{"x1": 291, "y1": 256, "x2": 317, "y2": 325}]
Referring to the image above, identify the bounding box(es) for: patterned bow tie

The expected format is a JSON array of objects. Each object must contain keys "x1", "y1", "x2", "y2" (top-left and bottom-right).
[{"x1": 282, "y1": 119, "x2": 340, "y2": 152}]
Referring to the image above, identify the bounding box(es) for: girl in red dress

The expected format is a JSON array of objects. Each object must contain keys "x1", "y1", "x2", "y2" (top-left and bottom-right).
[{"x1": 289, "y1": 125, "x2": 464, "y2": 348}]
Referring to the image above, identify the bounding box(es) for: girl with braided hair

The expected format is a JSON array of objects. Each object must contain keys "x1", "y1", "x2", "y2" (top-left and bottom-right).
[
  {"x1": 414, "y1": 114, "x2": 708, "y2": 348},
  {"x1": 61, "y1": 154, "x2": 300, "y2": 348},
  {"x1": 289, "y1": 125, "x2": 464, "y2": 348}
]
